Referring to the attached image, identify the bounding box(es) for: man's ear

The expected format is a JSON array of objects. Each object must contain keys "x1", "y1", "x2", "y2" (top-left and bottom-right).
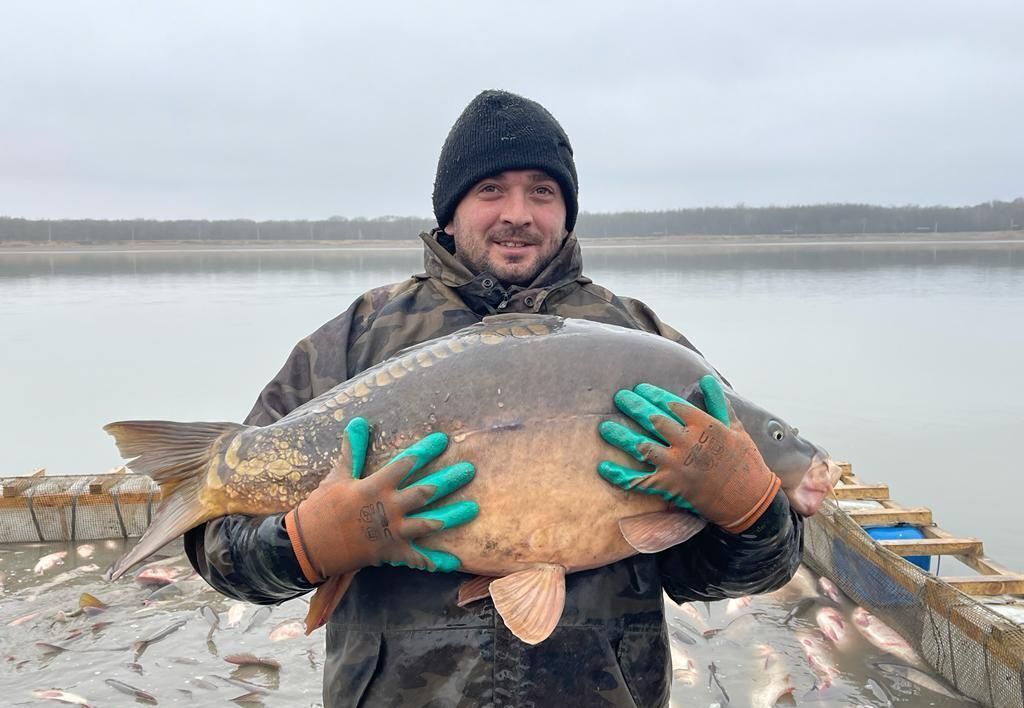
[{"x1": 443, "y1": 221, "x2": 456, "y2": 236}]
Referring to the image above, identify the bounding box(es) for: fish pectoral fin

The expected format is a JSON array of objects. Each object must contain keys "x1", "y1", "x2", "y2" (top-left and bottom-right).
[
  {"x1": 489, "y1": 564, "x2": 566, "y2": 645},
  {"x1": 304, "y1": 571, "x2": 357, "y2": 635},
  {"x1": 619, "y1": 510, "x2": 707, "y2": 553},
  {"x1": 457, "y1": 575, "x2": 497, "y2": 607}
]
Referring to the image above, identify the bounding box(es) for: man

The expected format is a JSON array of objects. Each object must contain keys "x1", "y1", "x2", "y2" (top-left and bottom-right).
[{"x1": 184, "y1": 90, "x2": 801, "y2": 707}]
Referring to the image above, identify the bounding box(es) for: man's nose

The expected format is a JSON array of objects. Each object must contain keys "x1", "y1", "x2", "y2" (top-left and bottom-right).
[{"x1": 500, "y1": 189, "x2": 532, "y2": 227}]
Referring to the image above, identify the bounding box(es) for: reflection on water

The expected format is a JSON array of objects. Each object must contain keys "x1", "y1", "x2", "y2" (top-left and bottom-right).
[
  {"x1": 2, "y1": 241, "x2": 1021, "y2": 279},
  {"x1": 0, "y1": 542, "x2": 977, "y2": 706}
]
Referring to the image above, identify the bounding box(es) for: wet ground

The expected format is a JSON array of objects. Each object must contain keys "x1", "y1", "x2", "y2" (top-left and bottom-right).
[{"x1": 1, "y1": 541, "x2": 978, "y2": 707}]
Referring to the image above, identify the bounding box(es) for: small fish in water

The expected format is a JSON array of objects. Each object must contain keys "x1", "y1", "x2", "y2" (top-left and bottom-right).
[
  {"x1": 815, "y1": 606, "x2": 850, "y2": 649},
  {"x1": 750, "y1": 644, "x2": 795, "y2": 708},
  {"x1": 796, "y1": 630, "x2": 840, "y2": 692},
  {"x1": 134, "y1": 565, "x2": 182, "y2": 587},
  {"x1": 243, "y1": 605, "x2": 272, "y2": 633},
  {"x1": 9, "y1": 611, "x2": 40, "y2": 626},
  {"x1": 670, "y1": 645, "x2": 698, "y2": 686},
  {"x1": 132, "y1": 617, "x2": 188, "y2": 657},
  {"x1": 79, "y1": 593, "x2": 108, "y2": 617},
  {"x1": 871, "y1": 661, "x2": 968, "y2": 701},
  {"x1": 30, "y1": 688, "x2": 91, "y2": 706},
  {"x1": 201, "y1": 604, "x2": 220, "y2": 641},
  {"x1": 268, "y1": 619, "x2": 304, "y2": 642},
  {"x1": 76, "y1": 544, "x2": 95, "y2": 560},
  {"x1": 707, "y1": 661, "x2": 730, "y2": 704},
  {"x1": 190, "y1": 676, "x2": 218, "y2": 690},
  {"x1": 34, "y1": 552, "x2": 67, "y2": 575},
  {"x1": 817, "y1": 576, "x2": 842, "y2": 604},
  {"x1": 225, "y1": 653, "x2": 281, "y2": 670},
  {"x1": 142, "y1": 581, "x2": 183, "y2": 604},
  {"x1": 213, "y1": 674, "x2": 269, "y2": 695},
  {"x1": 782, "y1": 597, "x2": 817, "y2": 625},
  {"x1": 225, "y1": 601, "x2": 247, "y2": 628},
  {"x1": 35, "y1": 642, "x2": 71, "y2": 655},
  {"x1": 104, "y1": 678, "x2": 157, "y2": 705},
  {"x1": 852, "y1": 608, "x2": 921, "y2": 666},
  {"x1": 703, "y1": 612, "x2": 760, "y2": 641}
]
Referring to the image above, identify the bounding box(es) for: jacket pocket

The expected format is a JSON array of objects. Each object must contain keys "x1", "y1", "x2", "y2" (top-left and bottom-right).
[{"x1": 322, "y1": 627, "x2": 382, "y2": 708}]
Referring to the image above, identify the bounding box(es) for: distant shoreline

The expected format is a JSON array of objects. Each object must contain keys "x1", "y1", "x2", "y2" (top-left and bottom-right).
[{"x1": 2, "y1": 231, "x2": 1023, "y2": 255}]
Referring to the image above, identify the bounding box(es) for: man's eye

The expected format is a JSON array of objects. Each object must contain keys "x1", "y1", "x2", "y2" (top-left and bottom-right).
[{"x1": 535, "y1": 186, "x2": 555, "y2": 195}]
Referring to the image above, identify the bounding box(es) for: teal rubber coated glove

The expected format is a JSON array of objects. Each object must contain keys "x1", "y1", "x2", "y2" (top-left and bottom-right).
[
  {"x1": 286, "y1": 417, "x2": 478, "y2": 583},
  {"x1": 597, "y1": 375, "x2": 781, "y2": 534}
]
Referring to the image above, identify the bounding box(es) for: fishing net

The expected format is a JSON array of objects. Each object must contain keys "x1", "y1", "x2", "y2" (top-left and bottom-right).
[
  {"x1": 805, "y1": 497, "x2": 1024, "y2": 708},
  {"x1": 0, "y1": 473, "x2": 159, "y2": 543}
]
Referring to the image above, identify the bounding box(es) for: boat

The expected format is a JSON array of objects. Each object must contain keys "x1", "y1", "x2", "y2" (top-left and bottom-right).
[{"x1": 805, "y1": 462, "x2": 1024, "y2": 707}]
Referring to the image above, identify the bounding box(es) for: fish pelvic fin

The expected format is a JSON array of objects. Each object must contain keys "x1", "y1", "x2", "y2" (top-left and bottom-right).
[
  {"x1": 489, "y1": 564, "x2": 566, "y2": 645},
  {"x1": 619, "y1": 510, "x2": 707, "y2": 553},
  {"x1": 304, "y1": 572, "x2": 357, "y2": 634},
  {"x1": 103, "y1": 420, "x2": 245, "y2": 581},
  {"x1": 457, "y1": 575, "x2": 497, "y2": 607}
]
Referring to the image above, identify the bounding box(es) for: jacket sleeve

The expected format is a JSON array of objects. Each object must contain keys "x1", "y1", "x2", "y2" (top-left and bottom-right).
[
  {"x1": 183, "y1": 299, "x2": 366, "y2": 603},
  {"x1": 658, "y1": 490, "x2": 803, "y2": 603}
]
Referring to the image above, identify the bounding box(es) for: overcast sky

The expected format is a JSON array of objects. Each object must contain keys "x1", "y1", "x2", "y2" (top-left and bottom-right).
[{"x1": 1, "y1": 1, "x2": 1021, "y2": 220}]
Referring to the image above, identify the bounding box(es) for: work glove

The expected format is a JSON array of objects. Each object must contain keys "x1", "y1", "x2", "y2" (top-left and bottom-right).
[
  {"x1": 285, "y1": 417, "x2": 478, "y2": 583},
  {"x1": 598, "y1": 375, "x2": 781, "y2": 534}
]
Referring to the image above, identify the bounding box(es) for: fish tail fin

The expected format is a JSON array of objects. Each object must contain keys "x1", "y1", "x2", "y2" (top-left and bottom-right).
[
  {"x1": 304, "y1": 572, "x2": 357, "y2": 634},
  {"x1": 102, "y1": 420, "x2": 245, "y2": 581}
]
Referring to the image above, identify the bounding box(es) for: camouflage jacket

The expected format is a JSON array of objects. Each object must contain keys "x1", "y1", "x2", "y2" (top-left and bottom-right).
[{"x1": 184, "y1": 230, "x2": 803, "y2": 708}]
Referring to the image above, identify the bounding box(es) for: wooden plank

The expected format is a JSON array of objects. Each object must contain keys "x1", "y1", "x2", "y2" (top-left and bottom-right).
[
  {"x1": 847, "y1": 507, "x2": 933, "y2": 526},
  {"x1": 941, "y1": 575, "x2": 1024, "y2": 596},
  {"x1": 920, "y1": 526, "x2": 1016, "y2": 577},
  {"x1": 833, "y1": 483, "x2": 890, "y2": 500},
  {"x1": 879, "y1": 537, "x2": 983, "y2": 556},
  {"x1": 1, "y1": 469, "x2": 44, "y2": 498}
]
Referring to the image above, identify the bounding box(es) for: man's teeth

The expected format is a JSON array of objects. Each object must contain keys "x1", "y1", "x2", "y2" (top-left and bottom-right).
[{"x1": 500, "y1": 241, "x2": 527, "y2": 247}]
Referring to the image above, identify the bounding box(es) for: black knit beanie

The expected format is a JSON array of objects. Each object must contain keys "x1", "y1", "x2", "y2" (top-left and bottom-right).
[{"x1": 433, "y1": 90, "x2": 579, "y2": 233}]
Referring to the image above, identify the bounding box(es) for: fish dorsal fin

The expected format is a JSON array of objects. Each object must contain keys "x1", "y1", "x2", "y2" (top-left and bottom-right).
[
  {"x1": 304, "y1": 571, "x2": 357, "y2": 634},
  {"x1": 619, "y1": 511, "x2": 707, "y2": 553},
  {"x1": 457, "y1": 575, "x2": 496, "y2": 607},
  {"x1": 489, "y1": 564, "x2": 566, "y2": 645}
]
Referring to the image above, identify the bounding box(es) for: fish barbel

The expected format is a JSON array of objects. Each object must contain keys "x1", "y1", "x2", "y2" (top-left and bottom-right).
[{"x1": 104, "y1": 315, "x2": 838, "y2": 643}]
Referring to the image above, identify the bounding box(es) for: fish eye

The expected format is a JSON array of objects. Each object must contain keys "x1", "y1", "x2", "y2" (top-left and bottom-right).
[
  {"x1": 773, "y1": 430, "x2": 784, "y2": 441},
  {"x1": 767, "y1": 421, "x2": 785, "y2": 441}
]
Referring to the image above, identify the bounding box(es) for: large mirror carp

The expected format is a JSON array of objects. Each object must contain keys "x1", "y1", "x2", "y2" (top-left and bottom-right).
[{"x1": 105, "y1": 314, "x2": 838, "y2": 644}]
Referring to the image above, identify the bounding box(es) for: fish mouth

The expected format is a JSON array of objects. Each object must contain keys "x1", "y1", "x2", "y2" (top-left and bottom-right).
[{"x1": 786, "y1": 451, "x2": 842, "y2": 517}]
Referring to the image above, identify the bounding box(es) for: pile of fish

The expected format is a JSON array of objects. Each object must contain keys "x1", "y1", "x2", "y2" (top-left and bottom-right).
[
  {"x1": 665, "y1": 566, "x2": 977, "y2": 707},
  {"x1": 1, "y1": 540, "x2": 979, "y2": 706}
]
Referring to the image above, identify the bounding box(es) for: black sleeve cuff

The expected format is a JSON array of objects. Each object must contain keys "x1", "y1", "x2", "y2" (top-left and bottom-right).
[
  {"x1": 184, "y1": 513, "x2": 315, "y2": 604},
  {"x1": 657, "y1": 490, "x2": 803, "y2": 603}
]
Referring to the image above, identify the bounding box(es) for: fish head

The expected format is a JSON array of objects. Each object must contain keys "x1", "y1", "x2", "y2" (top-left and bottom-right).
[{"x1": 684, "y1": 384, "x2": 840, "y2": 516}]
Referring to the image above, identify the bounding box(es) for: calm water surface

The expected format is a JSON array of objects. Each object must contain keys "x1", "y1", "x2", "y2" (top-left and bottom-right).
[{"x1": 1, "y1": 242, "x2": 1020, "y2": 705}]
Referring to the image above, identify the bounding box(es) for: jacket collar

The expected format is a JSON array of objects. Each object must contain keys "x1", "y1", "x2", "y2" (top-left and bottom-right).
[{"x1": 417, "y1": 228, "x2": 589, "y2": 314}]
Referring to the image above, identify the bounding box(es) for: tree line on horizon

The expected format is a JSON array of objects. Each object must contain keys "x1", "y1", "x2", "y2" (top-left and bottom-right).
[{"x1": 2, "y1": 199, "x2": 1022, "y2": 243}]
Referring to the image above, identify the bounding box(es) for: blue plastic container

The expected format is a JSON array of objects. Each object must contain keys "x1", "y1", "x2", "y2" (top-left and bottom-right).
[{"x1": 865, "y1": 525, "x2": 931, "y2": 572}]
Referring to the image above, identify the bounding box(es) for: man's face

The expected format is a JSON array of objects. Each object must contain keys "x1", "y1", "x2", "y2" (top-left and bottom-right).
[{"x1": 444, "y1": 170, "x2": 568, "y2": 286}]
